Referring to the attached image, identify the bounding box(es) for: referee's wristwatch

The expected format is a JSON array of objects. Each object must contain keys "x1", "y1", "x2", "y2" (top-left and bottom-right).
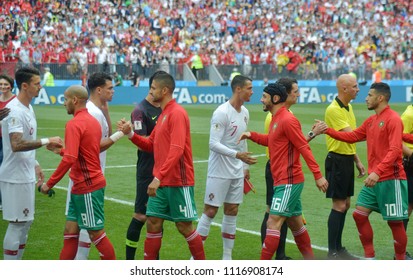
[{"x1": 308, "y1": 131, "x2": 316, "y2": 139}]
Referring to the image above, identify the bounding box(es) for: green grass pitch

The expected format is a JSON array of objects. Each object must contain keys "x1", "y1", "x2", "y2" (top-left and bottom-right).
[{"x1": 1, "y1": 102, "x2": 412, "y2": 260}]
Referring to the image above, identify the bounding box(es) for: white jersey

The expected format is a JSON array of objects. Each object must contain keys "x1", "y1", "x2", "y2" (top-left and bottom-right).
[
  {"x1": 86, "y1": 100, "x2": 108, "y2": 171},
  {"x1": 207, "y1": 101, "x2": 249, "y2": 179},
  {"x1": 0, "y1": 98, "x2": 37, "y2": 183}
]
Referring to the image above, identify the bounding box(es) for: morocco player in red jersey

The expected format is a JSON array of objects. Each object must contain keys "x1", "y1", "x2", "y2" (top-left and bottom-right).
[
  {"x1": 40, "y1": 85, "x2": 115, "y2": 260},
  {"x1": 320, "y1": 82, "x2": 408, "y2": 260},
  {"x1": 239, "y1": 82, "x2": 328, "y2": 260},
  {"x1": 120, "y1": 72, "x2": 205, "y2": 260}
]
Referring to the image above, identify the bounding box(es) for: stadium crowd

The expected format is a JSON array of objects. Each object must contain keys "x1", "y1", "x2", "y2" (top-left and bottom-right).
[{"x1": 0, "y1": 0, "x2": 412, "y2": 81}]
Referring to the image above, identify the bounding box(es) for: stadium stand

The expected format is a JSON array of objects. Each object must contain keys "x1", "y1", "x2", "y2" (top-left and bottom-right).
[{"x1": 0, "y1": 0, "x2": 412, "y2": 83}]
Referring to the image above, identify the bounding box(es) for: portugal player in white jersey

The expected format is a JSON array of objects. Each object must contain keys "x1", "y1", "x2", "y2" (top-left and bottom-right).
[
  {"x1": 0, "y1": 67, "x2": 62, "y2": 260},
  {"x1": 196, "y1": 75, "x2": 257, "y2": 260}
]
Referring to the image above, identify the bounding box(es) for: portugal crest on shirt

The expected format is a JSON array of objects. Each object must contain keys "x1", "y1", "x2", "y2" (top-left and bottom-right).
[
  {"x1": 272, "y1": 123, "x2": 278, "y2": 131},
  {"x1": 379, "y1": 121, "x2": 384, "y2": 128}
]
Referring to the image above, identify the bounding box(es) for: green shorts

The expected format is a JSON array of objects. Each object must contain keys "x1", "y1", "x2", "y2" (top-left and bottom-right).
[
  {"x1": 356, "y1": 179, "x2": 408, "y2": 221},
  {"x1": 67, "y1": 188, "x2": 106, "y2": 230},
  {"x1": 269, "y1": 183, "x2": 303, "y2": 217},
  {"x1": 146, "y1": 186, "x2": 198, "y2": 222}
]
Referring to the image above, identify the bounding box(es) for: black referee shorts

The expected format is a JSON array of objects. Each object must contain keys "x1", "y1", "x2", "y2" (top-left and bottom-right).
[
  {"x1": 134, "y1": 176, "x2": 153, "y2": 214},
  {"x1": 265, "y1": 160, "x2": 274, "y2": 206},
  {"x1": 325, "y1": 152, "x2": 355, "y2": 199}
]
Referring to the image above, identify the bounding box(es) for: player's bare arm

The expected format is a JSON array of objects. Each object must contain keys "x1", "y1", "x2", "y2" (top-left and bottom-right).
[
  {"x1": 10, "y1": 133, "x2": 63, "y2": 152},
  {"x1": 35, "y1": 163, "x2": 45, "y2": 187},
  {"x1": 354, "y1": 154, "x2": 366, "y2": 178}
]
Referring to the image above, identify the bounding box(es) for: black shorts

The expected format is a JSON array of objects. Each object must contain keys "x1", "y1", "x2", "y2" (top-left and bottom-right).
[
  {"x1": 265, "y1": 160, "x2": 274, "y2": 206},
  {"x1": 325, "y1": 152, "x2": 355, "y2": 199},
  {"x1": 134, "y1": 176, "x2": 153, "y2": 214},
  {"x1": 403, "y1": 157, "x2": 413, "y2": 204}
]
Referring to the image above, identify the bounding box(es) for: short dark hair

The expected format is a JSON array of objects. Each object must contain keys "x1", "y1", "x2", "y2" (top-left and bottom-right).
[
  {"x1": 277, "y1": 77, "x2": 298, "y2": 94},
  {"x1": 151, "y1": 72, "x2": 175, "y2": 92},
  {"x1": 0, "y1": 74, "x2": 14, "y2": 90},
  {"x1": 370, "y1": 82, "x2": 391, "y2": 101},
  {"x1": 15, "y1": 67, "x2": 40, "y2": 90},
  {"x1": 87, "y1": 72, "x2": 112, "y2": 92},
  {"x1": 231, "y1": 75, "x2": 252, "y2": 91},
  {"x1": 149, "y1": 70, "x2": 168, "y2": 87}
]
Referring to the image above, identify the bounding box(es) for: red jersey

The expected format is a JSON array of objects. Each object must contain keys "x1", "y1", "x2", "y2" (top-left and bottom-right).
[
  {"x1": 130, "y1": 99, "x2": 195, "y2": 187},
  {"x1": 250, "y1": 106, "x2": 322, "y2": 186},
  {"x1": 47, "y1": 108, "x2": 106, "y2": 194},
  {"x1": 326, "y1": 105, "x2": 406, "y2": 181}
]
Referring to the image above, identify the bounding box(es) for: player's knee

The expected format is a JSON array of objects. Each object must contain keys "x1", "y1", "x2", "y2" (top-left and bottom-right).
[
  {"x1": 203, "y1": 205, "x2": 218, "y2": 218},
  {"x1": 133, "y1": 213, "x2": 147, "y2": 223},
  {"x1": 352, "y1": 209, "x2": 368, "y2": 224},
  {"x1": 175, "y1": 221, "x2": 193, "y2": 236}
]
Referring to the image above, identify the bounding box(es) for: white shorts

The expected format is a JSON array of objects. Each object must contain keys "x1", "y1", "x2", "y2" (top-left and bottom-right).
[
  {"x1": 1, "y1": 181, "x2": 35, "y2": 222},
  {"x1": 203, "y1": 177, "x2": 243, "y2": 207}
]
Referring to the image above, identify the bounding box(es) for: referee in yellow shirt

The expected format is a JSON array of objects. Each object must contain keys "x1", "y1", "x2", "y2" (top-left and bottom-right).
[{"x1": 324, "y1": 74, "x2": 365, "y2": 259}]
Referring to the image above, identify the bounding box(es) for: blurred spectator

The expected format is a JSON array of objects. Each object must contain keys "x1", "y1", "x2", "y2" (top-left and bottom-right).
[
  {"x1": 113, "y1": 71, "x2": 123, "y2": 86},
  {"x1": 42, "y1": 66, "x2": 55, "y2": 87}
]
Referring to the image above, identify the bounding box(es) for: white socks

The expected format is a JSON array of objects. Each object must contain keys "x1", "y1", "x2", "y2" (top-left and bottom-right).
[
  {"x1": 197, "y1": 214, "x2": 214, "y2": 241},
  {"x1": 74, "y1": 229, "x2": 91, "y2": 260},
  {"x1": 222, "y1": 215, "x2": 237, "y2": 260},
  {"x1": 3, "y1": 221, "x2": 32, "y2": 260}
]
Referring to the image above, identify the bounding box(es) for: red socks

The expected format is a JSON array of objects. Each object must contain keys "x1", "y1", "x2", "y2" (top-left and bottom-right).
[
  {"x1": 353, "y1": 209, "x2": 375, "y2": 258},
  {"x1": 144, "y1": 231, "x2": 162, "y2": 260},
  {"x1": 260, "y1": 229, "x2": 280, "y2": 260},
  {"x1": 92, "y1": 232, "x2": 116, "y2": 260},
  {"x1": 186, "y1": 230, "x2": 205, "y2": 260},
  {"x1": 60, "y1": 234, "x2": 79, "y2": 260},
  {"x1": 292, "y1": 227, "x2": 314, "y2": 260},
  {"x1": 388, "y1": 221, "x2": 407, "y2": 260}
]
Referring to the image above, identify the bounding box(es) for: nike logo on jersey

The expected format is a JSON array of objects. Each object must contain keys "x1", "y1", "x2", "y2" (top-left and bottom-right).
[{"x1": 152, "y1": 116, "x2": 158, "y2": 120}]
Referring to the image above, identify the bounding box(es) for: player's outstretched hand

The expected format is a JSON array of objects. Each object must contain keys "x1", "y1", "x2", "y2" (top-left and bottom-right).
[
  {"x1": 313, "y1": 119, "x2": 328, "y2": 134},
  {"x1": 120, "y1": 120, "x2": 133, "y2": 135},
  {"x1": 237, "y1": 132, "x2": 251, "y2": 144},
  {"x1": 46, "y1": 137, "x2": 64, "y2": 154},
  {"x1": 236, "y1": 151, "x2": 257, "y2": 165},
  {"x1": 315, "y1": 177, "x2": 328, "y2": 193}
]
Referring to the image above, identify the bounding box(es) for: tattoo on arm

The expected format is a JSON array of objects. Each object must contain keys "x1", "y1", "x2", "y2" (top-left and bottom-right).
[{"x1": 10, "y1": 132, "x2": 42, "y2": 152}]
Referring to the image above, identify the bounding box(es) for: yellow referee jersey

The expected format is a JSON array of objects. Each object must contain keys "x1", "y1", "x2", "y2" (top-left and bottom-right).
[
  {"x1": 401, "y1": 105, "x2": 413, "y2": 150},
  {"x1": 325, "y1": 98, "x2": 357, "y2": 155}
]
